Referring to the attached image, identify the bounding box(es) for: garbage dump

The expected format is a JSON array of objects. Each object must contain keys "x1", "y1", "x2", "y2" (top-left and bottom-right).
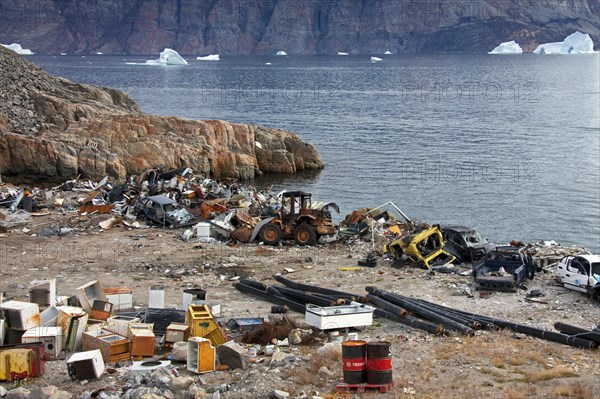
[
  {"x1": 1, "y1": 173, "x2": 599, "y2": 397},
  {"x1": 233, "y1": 278, "x2": 599, "y2": 351},
  {"x1": 0, "y1": 168, "x2": 340, "y2": 246}
]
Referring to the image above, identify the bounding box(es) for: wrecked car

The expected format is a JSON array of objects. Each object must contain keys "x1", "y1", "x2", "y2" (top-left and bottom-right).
[
  {"x1": 387, "y1": 224, "x2": 456, "y2": 269},
  {"x1": 472, "y1": 246, "x2": 535, "y2": 291},
  {"x1": 133, "y1": 195, "x2": 196, "y2": 227},
  {"x1": 442, "y1": 225, "x2": 495, "y2": 263},
  {"x1": 556, "y1": 255, "x2": 600, "y2": 300},
  {"x1": 258, "y1": 191, "x2": 338, "y2": 246}
]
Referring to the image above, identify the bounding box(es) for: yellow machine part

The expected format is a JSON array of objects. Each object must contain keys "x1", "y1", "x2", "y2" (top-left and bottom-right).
[
  {"x1": 388, "y1": 225, "x2": 455, "y2": 269},
  {"x1": 186, "y1": 305, "x2": 227, "y2": 347}
]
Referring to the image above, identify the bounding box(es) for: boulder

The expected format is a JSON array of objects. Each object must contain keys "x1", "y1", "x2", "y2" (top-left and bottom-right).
[
  {"x1": 216, "y1": 341, "x2": 248, "y2": 370},
  {"x1": 0, "y1": 46, "x2": 323, "y2": 183}
]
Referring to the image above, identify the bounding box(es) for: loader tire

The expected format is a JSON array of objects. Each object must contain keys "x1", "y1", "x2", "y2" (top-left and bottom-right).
[
  {"x1": 259, "y1": 224, "x2": 282, "y2": 245},
  {"x1": 294, "y1": 224, "x2": 316, "y2": 246}
]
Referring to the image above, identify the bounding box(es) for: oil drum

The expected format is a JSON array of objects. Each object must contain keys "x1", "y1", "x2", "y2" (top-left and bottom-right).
[
  {"x1": 342, "y1": 340, "x2": 367, "y2": 384},
  {"x1": 366, "y1": 341, "x2": 392, "y2": 385}
]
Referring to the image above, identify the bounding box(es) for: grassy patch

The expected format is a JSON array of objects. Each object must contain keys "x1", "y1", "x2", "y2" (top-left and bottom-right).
[
  {"x1": 552, "y1": 382, "x2": 596, "y2": 399},
  {"x1": 523, "y1": 366, "x2": 577, "y2": 382}
]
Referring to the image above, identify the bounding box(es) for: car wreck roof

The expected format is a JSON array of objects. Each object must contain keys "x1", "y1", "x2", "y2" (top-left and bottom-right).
[
  {"x1": 147, "y1": 195, "x2": 177, "y2": 205},
  {"x1": 282, "y1": 191, "x2": 310, "y2": 197},
  {"x1": 573, "y1": 254, "x2": 600, "y2": 263}
]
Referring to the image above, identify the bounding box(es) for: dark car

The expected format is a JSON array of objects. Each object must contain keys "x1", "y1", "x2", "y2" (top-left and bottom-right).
[
  {"x1": 134, "y1": 195, "x2": 196, "y2": 227},
  {"x1": 441, "y1": 225, "x2": 495, "y2": 264}
]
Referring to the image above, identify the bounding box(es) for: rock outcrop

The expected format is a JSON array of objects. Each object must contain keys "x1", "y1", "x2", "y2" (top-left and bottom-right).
[
  {"x1": 0, "y1": 1, "x2": 597, "y2": 54},
  {"x1": 0, "y1": 45, "x2": 323, "y2": 182}
]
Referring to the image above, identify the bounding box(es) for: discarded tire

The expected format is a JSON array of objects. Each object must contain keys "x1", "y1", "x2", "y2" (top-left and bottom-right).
[
  {"x1": 294, "y1": 224, "x2": 316, "y2": 245},
  {"x1": 367, "y1": 341, "x2": 393, "y2": 385},
  {"x1": 342, "y1": 340, "x2": 367, "y2": 384},
  {"x1": 259, "y1": 224, "x2": 282, "y2": 245}
]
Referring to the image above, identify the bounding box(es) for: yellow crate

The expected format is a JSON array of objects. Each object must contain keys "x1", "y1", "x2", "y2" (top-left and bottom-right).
[{"x1": 186, "y1": 305, "x2": 226, "y2": 346}]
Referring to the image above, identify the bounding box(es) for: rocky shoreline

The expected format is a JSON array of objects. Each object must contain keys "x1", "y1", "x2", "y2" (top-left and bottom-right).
[{"x1": 0, "y1": 46, "x2": 323, "y2": 183}]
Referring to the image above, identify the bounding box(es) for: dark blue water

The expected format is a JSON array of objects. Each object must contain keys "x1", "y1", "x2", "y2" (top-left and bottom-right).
[{"x1": 29, "y1": 53, "x2": 600, "y2": 251}]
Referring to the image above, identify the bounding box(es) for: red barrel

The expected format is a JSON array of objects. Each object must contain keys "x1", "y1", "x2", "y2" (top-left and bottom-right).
[
  {"x1": 342, "y1": 340, "x2": 367, "y2": 384},
  {"x1": 367, "y1": 341, "x2": 392, "y2": 385}
]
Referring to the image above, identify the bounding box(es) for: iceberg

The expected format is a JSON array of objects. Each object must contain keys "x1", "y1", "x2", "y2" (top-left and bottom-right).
[
  {"x1": 146, "y1": 48, "x2": 188, "y2": 65},
  {"x1": 96, "y1": 52, "x2": 103, "y2": 55},
  {"x1": 533, "y1": 42, "x2": 563, "y2": 54},
  {"x1": 265, "y1": 62, "x2": 272, "y2": 65},
  {"x1": 337, "y1": 52, "x2": 349, "y2": 56},
  {"x1": 370, "y1": 56, "x2": 382, "y2": 62},
  {"x1": 534, "y1": 32, "x2": 596, "y2": 54},
  {"x1": 276, "y1": 50, "x2": 287, "y2": 56},
  {"x1": 561, "y1": 31, "x2": 595, "y2": 53},
  {"x1": 60, "y1": 52, "x2": 67, "y2": 56},
  {"x1": 197, "y1": 54, "x2": 220, "y2": 61},
  {"x1": 488, "y1": 41, "x2": 522, "y2": 54},
  {"x1": 384, "y1": 51, "x2": 392, "y2": 55},
  {"x1": 1, "y1": 43, "x2": 34, "y2": 55}
]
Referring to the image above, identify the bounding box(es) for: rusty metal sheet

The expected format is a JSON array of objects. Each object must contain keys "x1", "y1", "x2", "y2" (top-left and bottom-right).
[
  {"x1": 82, "y1": 191, "x2": 101, "y2": 205},
  {"x1": 79, "y1": 204, "x2": 115, "y2": 214},
  {"x1": 57, "y1": 306, "x2": 87, "y2": 348},
  {"x1": 200, "y1": 198, "x2": 227, "y2": 219},
  {"x1": 230, "y1": 226, "x2": 253, "y2": 243}
]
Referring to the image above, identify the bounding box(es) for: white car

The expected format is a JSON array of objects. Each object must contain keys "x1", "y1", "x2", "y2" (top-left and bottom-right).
[{"x1": 556, "y1": 255, "x2": 600, "y2": 300}]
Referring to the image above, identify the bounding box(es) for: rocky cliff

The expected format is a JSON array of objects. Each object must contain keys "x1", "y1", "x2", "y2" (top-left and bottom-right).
[
  {"x1": 0, "y1": 45, "x2": 323, "y2": 182},
  {"x1": 0, "y1": 1, "x2": 598, "y2": 54}
]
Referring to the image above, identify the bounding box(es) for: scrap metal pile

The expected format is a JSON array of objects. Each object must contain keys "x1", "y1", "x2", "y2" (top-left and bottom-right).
[
  {"x1": 0, "y1": 168, "x2": 339, "y2": 245},
  {"x1": 1, "y1": 170, "x2": 596, "y2": 298},
  {"x1": 235, "y1": 278, "x2": 599, "y2": 350}
]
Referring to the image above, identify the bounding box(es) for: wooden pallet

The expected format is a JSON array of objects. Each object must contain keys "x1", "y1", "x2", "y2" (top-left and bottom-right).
[{"x1": 336, "y1": 382, "x2": 394, "y2": 393}]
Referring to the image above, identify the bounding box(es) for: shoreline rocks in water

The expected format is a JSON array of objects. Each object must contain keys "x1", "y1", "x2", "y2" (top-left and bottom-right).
[{"x1": 0, "y1": 46, "x2": 324, "y2": 183}]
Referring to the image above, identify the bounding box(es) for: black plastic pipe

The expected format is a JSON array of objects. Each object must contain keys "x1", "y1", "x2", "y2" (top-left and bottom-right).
[
  {"x1": 267, "y1": 286, "x2": 338, "y2": 307},
  {"x1": 275, "y1": 276, "x2": 368, "y2": 302},
  {"x1": 234, "y1": 281, "x2": 306, "y2": 313},
  {"x1": 554, "y1": 322, "x2": 600, "y2": 345},
  {"x1": 366, "y1": 286, "x2": 473, "y2": 335},
  {"x1": 392, "y1": 295, "x2": 483, "y2": 330},
  {"x1": 366, "y1": 294, "x2": 409, "y2": 317},
  {"x1": 367, "y1": 294, "x2": 444, "y2": 335},
  {"x1": 408, "y1": 296, "x2": 596, "y2": 350}
]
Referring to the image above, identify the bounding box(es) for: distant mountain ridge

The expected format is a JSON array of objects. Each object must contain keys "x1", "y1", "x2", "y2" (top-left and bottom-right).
[{"x1": 0, "y1": 0, "x2": 598, "y2": 54}]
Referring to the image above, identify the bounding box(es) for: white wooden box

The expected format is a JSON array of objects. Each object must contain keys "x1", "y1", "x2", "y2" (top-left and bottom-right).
[{"x1": 305, "y1": 303, "x2": 374, "y2": 330}]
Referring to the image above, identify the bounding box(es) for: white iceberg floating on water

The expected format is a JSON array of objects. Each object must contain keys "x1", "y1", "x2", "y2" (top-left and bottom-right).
[
  {"x1": 370, "y1": 56, "x2": 382, "y2": 62},
  {"x1": 533, "y1": 42, "x2": 563, "y2": 54},
  {"x1": 488, "y1": 40, "x2": 522, "y2": 54},
  {"x1": 561, "y1": 31, "x2": 595, "y2": 53},
  {"x1": 534, "y1": 31, "x2": 596, "y2": 54},
  {"x1": 96, "y1": 52, "x2": 103, "y2": 55},
  {"x1": 60, "y1": 52, "x2": 67, "y2": 56},
  {"x1": 337, "y1": 52, "x2": 349, "y2": 56},
  {"x1": 1, "y1": 43, "x2": 34, "y2": 55},
  {"x1": 146, "y1": 48, "x2": 188, "y2": 65},
  {"x1": 276, "y1": 50, "x2": 287, "y2": 56},
  {"x1": 384, "y1": 51, "x2": 392, "y2": 55},
  {"x1": 265, "y1": 62, "x2": 272, "y2": 65},
  {"x1": 197, "y1": 54, "x2": 220, "y2": 61}
]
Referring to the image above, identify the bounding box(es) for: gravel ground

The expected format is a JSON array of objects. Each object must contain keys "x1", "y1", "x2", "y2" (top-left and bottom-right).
[{"x1": 1, "y1": 213, "x2": 598, "y2": 399}]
